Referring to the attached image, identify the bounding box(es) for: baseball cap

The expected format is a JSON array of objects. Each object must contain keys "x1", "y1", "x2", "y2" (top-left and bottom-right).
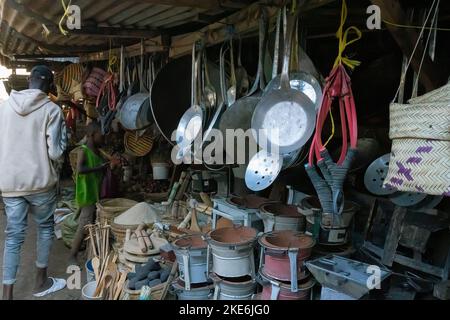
[{"x1": 30, "y1": 65, "x2": 54, "y2": 82}]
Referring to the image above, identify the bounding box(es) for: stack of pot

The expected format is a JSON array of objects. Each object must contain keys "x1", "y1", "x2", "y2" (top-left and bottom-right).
[
  {"x1": 257, "y1": 230, "x2": 315, "y2": 300},
  {"x1": 206, "y1": 226, "x2": 258, "y2": 300},
  {"x1": 258, "y1": 203, "x2": 306, "y2": 232},
  {"x1": 171, "y1": 234, "x2": 214, "y2": 300}
]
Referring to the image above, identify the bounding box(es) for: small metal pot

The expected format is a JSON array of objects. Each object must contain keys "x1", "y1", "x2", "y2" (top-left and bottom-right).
[
  {"x1": 259, "y1": 203, "x2": 305, "y2": 232},
  {"x1": 210, "y1": 273, "x2": 256, "y2": 300},
  {"x1": 172, "y1": 234, "x2": 209, "y2": 290},
  {"x1": 171, "y1": 277, "x2": 214, "y2": 300},
  {"x1": 206, "y1": 226, "x2": 257, "y2": 278}
]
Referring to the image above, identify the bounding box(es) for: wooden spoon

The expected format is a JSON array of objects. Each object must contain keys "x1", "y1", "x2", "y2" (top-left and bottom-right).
[
  {"x1": 190, "y1": 208, "x2": 201, "y2": 232},
  {"x1": 91, "y1": 257, "x2": 100, "y2": 285}
]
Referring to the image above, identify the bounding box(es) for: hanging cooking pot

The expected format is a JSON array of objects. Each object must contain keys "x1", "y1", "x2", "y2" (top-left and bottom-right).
[
  {"x1": 252, "y1": 9, "x2": 316, "y2": 154},
  {"x1": 118, "y1": 45, "x2": 153, "y2": 131}
]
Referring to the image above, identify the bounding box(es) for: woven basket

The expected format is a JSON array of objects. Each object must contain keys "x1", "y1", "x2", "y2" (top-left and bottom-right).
[
  {"x1": 385, "y1": 84, "x2": 450, "y2": 196},
  {"x1": 96, "y1": 198, "x2": 138, "y2": 226},
  {"x1": 124, "y1": 130, "x2": 154, "y2": 157}
]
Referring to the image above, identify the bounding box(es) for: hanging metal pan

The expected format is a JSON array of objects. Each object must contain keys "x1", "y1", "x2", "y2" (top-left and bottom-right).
[
  {"x1": 219, "y1": 9, "x2": 269, "y2": 165},
  {"x1": 175, "y1": 43, "x2": 204, "y2": 156},
  {"x1": 251, "y1": 9, "x2": 315, "y2": 154}
]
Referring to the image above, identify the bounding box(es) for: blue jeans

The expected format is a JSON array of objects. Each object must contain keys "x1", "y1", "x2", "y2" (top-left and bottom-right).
[{"x1": 2, "y1": 189, "x2": 56, "y2": 285}]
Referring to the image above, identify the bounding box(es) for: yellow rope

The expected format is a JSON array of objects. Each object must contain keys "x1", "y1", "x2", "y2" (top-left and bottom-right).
[
  {"x1": 324, "y1": 109, "x2": 335, "y2": 148},
  {"x1": 333, "y1": 0, "x2": 362, "y2": 70},
  {"x1": 108, "y1": 40, "x2": 118, "y2": 73},
  {"x1": 58, "y1": 0, "x2": 71, "y2": 36}
]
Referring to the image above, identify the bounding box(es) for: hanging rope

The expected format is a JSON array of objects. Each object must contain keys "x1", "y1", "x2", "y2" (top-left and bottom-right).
[
  {"x1": 333, "y1": 0, "x2": 362, "y2": 70},
  {"x1": 58, "y1": 0, "x2": 72, "y2": 36}
]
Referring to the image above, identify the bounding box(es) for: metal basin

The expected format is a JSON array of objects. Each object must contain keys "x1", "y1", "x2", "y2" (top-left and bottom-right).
[{"x1": 118, "y1": 93, "x2": 152, "y2": 130}]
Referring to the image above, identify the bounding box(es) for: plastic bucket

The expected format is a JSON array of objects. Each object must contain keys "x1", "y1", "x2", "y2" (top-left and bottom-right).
[
  {"x1": 152, "y1": 163, "x2": 170, "y2": 180},
  {"x1": 81, "y1": 281, "x2": 103, "y2": 300},
  {"x1": 85, "y1": 259, "x2": 95, "y2": 283}
]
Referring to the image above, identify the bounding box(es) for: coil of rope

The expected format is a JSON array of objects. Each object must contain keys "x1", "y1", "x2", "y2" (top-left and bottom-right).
[
  {"x1": 305, "y1": 0, "x2": 361, "y2": 219},
  {"x1": 95, "y1": 72, "x2": 117, "y2": 111}
]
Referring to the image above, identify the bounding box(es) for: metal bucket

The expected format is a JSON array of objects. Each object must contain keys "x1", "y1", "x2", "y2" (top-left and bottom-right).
[
  {"x1": 210, "y1": 273, "x2": 256, "y2": 300},
  {"x1": 299, "y1": 197, "x2": 359, "y2": 245},
  {"x1": 172, "y1": 278, "x2": 214, "y2": 300},
  {"x1": 259, "y1": 204, "x2": 305, "y2": 232},
  {"x1": 173, "y1": 234, "x2": 209, "y2": 290},
  {"x1": 118, "y1": 93, "x2": 152, "y2": 130},
  {"x1": 258, "y1": 231, "x2": 314, "y2": 291},
  {"x1": 206, "y1": 226, "x2": 257, "y2": 278},
  {"x1": 258, "y1": 270, "x2": 315, "y2": 300}
]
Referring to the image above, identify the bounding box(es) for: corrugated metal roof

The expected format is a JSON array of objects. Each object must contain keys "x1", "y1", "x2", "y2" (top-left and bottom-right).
[{"x1": 0, "y1": 0, "x2": 246, "y2": 60}]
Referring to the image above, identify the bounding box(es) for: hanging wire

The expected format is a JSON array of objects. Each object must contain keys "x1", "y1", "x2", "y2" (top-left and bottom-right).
[
  {"x1": 392, "y1": 0, "x2": 438, "y2": 102},
  {"x1": 413, "y1": 0, "x2": 440, "y2": 91}
]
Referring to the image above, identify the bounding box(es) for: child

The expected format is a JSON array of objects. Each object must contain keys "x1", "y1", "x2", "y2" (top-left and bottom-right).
[{"x1": 68, "y1": 121, "x2": 110, "y2": 265}]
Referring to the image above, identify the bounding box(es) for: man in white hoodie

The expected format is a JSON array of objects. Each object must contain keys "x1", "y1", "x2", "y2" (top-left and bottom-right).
[{"x1": 0, "y1": 65, "x2": 68, "y2": 300}]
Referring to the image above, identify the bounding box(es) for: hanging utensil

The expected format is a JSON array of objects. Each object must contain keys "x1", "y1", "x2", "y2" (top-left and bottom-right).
[
  {"x1": 219, "y1": 8, "x2": 269, "y2": 166},
  {"x1": 235, "y1": 36, "x2": 249, "y2": 97},
  {"x1": 252, "y1": 8, "x2": 316, "y2": 155},
  {"x1": 175, "y1": 41, "x2": 204, "y2": 159},
  {"x1": 201, "y1": 43, "x2": 230, "y2": 149},
  {"x1": 245, "y1": 149, "x2": 283, "y2": 192},
  {"x1": 202, "y1": 50, "x2": 217, "y2": 127},
  {"x1": 264, "y1": 8, "x2": 322, "y2": 111},
  {"x1": 227, "y1": 38, "x2": 237, "y2": 106}
]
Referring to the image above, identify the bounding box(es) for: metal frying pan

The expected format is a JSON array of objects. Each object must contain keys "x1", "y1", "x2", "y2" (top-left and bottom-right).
[
  {"x1": 251, "y1": 10, "x2": 316, "y2": 154},
  {"x1": 150, "y1": 54, "x2": 223, "y2": 141},
  {"x1": 175, "y1": 43, "x2": 204, "y2": 157},
  {"x1": 218, "y1": 9, "x2": 269, "y2": 164},
  {"x1": 245, "y1": 149, "x2": 283, "y2": 191}
]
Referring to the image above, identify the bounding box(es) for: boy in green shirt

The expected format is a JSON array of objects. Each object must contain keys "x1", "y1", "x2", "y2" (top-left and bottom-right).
[{"x1": 68, "y1": 122, "x2": 111, "y2": 265}]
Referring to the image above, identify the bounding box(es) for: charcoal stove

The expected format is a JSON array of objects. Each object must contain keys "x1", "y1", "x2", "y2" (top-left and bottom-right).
[{"x1": 212, "y1": 196, "x2": 266, "y2": 231}]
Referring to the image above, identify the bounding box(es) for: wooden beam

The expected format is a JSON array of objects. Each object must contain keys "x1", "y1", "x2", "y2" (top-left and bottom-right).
[
  {"x1": 382, "y1": 206, "x2": 407, "y2": 267},
  {"x1": 370, "y1": 0, "x2": 447, "y2": 91},
  {"x1": 47, "y1": 26, "x2": 160, "y2": 39},
  {"x1": 130, "y1": 0, "x2": 255, "y2": 10},
  {"x1": 79, "y1": 0, "x2": 337, "y2": 61}
]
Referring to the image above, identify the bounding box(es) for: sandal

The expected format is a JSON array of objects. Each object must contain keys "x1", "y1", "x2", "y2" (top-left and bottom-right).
[{"x1": 33, "y1": 277, "x2": 66, "y2": 298}]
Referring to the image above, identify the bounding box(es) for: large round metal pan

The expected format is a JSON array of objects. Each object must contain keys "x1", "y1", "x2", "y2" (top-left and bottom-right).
[
  {"x1": 251, "y1": 88, "x2": 316, "y2": 154},
  {"x1": 150, "y1": 55, "x2": 223, "y2": 140}
]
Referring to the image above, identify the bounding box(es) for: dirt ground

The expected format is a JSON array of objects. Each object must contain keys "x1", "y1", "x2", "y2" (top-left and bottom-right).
[{"x1": 0, "y1": 201, "x2": 84, "y2": 300}]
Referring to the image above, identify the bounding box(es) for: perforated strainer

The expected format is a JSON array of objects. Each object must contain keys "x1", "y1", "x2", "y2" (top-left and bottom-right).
[{"x1": 245, "y1": 150, "x2": 283, "y2": 191}]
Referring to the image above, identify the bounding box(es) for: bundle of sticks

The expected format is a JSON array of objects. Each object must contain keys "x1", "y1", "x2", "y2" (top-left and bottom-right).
[{"x1": 86, "y1": 223, "x2": 128, "y2": 299}]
